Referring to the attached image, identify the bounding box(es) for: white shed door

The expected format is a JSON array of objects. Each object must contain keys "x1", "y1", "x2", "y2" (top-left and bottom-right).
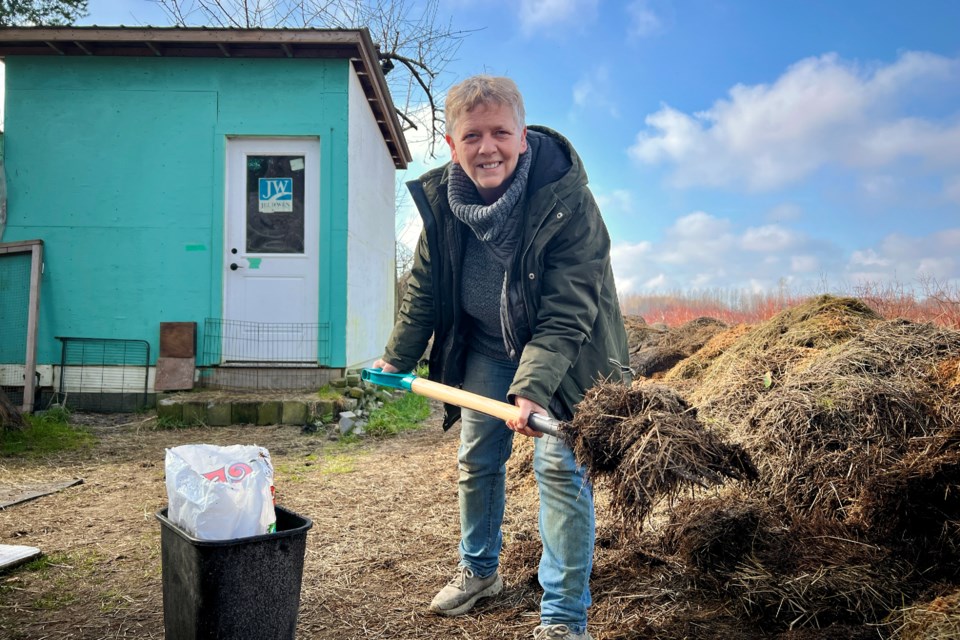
[{"x1": 224, "y1": 137, "x2": 320, "y2": 362}]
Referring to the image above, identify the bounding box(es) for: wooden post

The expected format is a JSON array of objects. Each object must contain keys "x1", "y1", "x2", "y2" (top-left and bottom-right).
[
  {"x1": 0, "y1": 239, "x2": 43, "y2": 414},
  {"x1": 23, "y1": 241, "x2": 43, "y2": 413}
]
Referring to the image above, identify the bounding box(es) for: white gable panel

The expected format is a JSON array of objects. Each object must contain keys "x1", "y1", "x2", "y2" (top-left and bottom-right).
[{"x1": 345, "y1": 66, "x2": 397, "y2": 368}]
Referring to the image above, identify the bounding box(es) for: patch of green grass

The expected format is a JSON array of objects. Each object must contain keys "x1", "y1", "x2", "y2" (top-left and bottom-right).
[
  {"x1": 275, "y1": 453, "x2": 320, "y2": 483},
  {"x1": 23, "y1": 551, "x2": 99, "y2": 574},
  {"x1": 15, "y1": 551, "x2": 101, "y2": 612},
  {"x1": 40, "y1": 404, "x2": 72, "y2": 423},
  {"x1": 98, "y1": 588, "x2": 130, "y2": 613},
  {"x1": 23, "y1": 554, "x2": 57, "y2": 572},
  {"x1": 321, "y1": 452, "x2": 357, "y2": 474},
  {"x1": 1, "y1": 408, "x2": 94, "y2": 457},
  {"x1": 32, "y1": 592, "x2": 77, "y2": 610},
  {"x1": 316, "y1": 385, "x2": 343, "y2": 401},
  {"x1": 153, "y1": 415, "x2": 193, "y2": 430},
  {"x1": 365, "y1": 392, "x2": 431, "y2": 437}
]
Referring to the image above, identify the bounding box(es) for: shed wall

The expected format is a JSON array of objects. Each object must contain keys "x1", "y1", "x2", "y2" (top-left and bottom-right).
[
  {"x1": 345, "y1": 66, "x2": 396, "y2": 369},
  {"x1": 1, "y1": 56, "x2": 354, "y2": 366}
]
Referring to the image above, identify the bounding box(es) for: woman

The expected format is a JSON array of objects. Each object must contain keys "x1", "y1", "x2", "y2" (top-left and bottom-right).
[{"x1": 374, "y1": 74, "x2": 629, "y2": 640}]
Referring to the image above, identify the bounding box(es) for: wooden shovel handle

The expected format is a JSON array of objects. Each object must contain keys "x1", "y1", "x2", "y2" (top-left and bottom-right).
[{"x1": 408, "y1": 378, "x2": 561, "y2": 437}]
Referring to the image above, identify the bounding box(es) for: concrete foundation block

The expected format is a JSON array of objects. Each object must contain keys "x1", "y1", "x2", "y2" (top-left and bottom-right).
[
  {"x1": 157, "y1": 398, "x2": 183, "y2": 422},
  {"x1": 282, "y1": 401, "x2": 308, "y2": 425},
  {"x1": 258, "y1": 401, "x2": 281, "y2": 425},
  {"x1": 316, "y1": 400, "x2": 335, "y2": 421},
  {"x1": 232, "y1": 402, "x2": 259, "y2": 425},
  {"x1": 206, "y1": 403, "x2": 233, "y2": 426},
  {"x1": 347, "y1": 387, "x2": 364, "y2": 400},
  {"x1": 182, "y1": 402, "x2": 207, "y2": 425}
]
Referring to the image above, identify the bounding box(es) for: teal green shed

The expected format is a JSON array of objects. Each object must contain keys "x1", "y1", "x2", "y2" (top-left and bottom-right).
[{"x1": 0, "y1": 27, "x2": 410, "y2": 405}]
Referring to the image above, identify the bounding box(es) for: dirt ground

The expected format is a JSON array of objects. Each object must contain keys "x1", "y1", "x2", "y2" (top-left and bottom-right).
[{"x1": 0, "y1": 405, "x2": 578, "y2": 640}]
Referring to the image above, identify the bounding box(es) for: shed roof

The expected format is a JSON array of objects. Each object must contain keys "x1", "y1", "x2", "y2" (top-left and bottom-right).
[{"x1": 0, "y1": 26, "x2": 411, "y2": 168}]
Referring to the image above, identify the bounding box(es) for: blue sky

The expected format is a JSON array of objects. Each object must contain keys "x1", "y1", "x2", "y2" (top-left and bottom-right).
[{"x1": 76, "y1": 0, "x2": 960, "y2": 296}]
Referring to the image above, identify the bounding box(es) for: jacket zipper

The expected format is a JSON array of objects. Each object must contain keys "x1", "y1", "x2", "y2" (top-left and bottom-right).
[{"x1": 502, "y1": 201, "x2": 565, "y2": 361}]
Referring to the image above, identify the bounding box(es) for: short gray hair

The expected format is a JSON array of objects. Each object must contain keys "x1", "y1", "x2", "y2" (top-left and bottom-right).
[{"x1": 445, "y1": 75, "x2": 525, "y2": 136}]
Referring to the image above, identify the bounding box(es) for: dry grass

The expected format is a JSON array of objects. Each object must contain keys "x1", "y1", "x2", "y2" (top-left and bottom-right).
[
  {"x1": 0, "y1": 408, "x2": 557, "y2": 639},
  {"x1": 564, "y1": 381, "x2": 756, "y2": 527},
  {"x1": 892, "y1": 588, "x2": 960, "y2": 640},
  {"x1": 2, "y1": 294, "x2": 959, "y2": 639}
]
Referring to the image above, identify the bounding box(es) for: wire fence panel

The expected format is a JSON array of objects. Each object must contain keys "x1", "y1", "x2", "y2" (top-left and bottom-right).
[
  {"x1": 199, "y1": 319, "x2": 332, "y2": 391},
  {"x1": 56, "y1": 338, "x2": 150, "y2": 412}
]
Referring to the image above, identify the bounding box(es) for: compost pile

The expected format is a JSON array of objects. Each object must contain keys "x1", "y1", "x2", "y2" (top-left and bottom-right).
[
  {"x1": 563, "y1": 380, "x2": 757, "y2": 526},
  {"x1": 626, "y1": 316, "x2": 730, "y2": 378},
  {"x1": 504, "y1": 295, "x2": 960, "y2": 639}
]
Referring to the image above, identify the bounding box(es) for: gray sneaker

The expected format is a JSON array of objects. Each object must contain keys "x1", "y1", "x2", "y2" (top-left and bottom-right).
[
  {"x1": 533, "y1": 624, "x2": 593, "y2": 640},
  {"x1": 429, "y1": 565, "x2": 503, "y2": 616}
]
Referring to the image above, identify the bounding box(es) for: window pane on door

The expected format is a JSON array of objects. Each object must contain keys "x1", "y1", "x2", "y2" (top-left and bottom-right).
[{"x1": 246, "y1": 155, "x2": 305, "y2": 253}]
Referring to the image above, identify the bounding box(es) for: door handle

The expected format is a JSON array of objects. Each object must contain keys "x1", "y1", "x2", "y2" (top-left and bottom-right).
[{"x1": 230, "y1": 262, "x2": 243, "y2": 271}]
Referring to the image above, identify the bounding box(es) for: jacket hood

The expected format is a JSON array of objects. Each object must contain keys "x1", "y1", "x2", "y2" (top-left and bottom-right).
[
  {"x1": 425, "y1": 125, "x2": 589, "y2": 202},
  {"x1": 524, "y1": 125, "x2": 588, "y2": 199}
]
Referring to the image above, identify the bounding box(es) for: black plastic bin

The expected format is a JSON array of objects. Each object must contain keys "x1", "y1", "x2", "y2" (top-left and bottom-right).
[{"x1": 156, "y1": 505, "x2": 313, "y2": 640}]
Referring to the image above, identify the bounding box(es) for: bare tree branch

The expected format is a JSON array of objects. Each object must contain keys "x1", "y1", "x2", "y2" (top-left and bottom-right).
[{"x1": 152, "y1": 0, "x2": 468, "y2": 156}]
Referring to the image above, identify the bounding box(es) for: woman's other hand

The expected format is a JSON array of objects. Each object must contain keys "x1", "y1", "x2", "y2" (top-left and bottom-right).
[{"x1": 507, "y1": 395, "x2": 546, "y2": 438}]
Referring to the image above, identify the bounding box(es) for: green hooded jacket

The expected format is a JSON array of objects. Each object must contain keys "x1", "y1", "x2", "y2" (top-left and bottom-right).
[{"x1": 383, "y1": 126, "x2": 631, "y2": 429}]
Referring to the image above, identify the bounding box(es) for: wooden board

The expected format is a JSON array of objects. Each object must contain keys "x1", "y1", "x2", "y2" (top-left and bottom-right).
[
  {"x1": 0, "y1": 544, "x2": 41, "y2": 571},
  {"x1": 0, "y1": 478, "x2": 84, "y2": 510}
]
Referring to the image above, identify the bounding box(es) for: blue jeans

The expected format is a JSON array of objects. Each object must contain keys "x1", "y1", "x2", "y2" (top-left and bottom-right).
[{"x1": 457, "y1": 350, "x2": 595, "y2": 633}]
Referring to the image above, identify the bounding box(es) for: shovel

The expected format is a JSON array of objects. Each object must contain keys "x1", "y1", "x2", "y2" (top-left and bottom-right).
[{"x1": 360, "y1": 368, "x2": 562, "y2": 437}]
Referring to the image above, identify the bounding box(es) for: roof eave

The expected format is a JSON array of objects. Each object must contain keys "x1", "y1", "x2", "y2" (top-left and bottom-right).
[{"x1": 0, "y1": 26, "x2": 412, "y2": 168}]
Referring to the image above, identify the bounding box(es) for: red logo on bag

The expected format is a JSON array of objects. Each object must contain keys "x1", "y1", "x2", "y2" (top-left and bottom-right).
[{"x1": 203, "y1": 462, "x2": 254, "y2": 483}]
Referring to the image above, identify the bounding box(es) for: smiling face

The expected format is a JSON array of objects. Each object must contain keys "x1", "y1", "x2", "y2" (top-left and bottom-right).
[{"x1": 446, "y1": 101, "x2": 528, "y2": 204}]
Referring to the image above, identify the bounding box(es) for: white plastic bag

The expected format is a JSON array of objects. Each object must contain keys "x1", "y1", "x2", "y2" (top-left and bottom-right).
[{"x1": 165, "y1": 444, "x2": 276, "y2": 540}]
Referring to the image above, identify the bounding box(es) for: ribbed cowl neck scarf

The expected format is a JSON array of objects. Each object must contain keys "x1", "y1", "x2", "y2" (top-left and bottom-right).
[{"x1": 447, "y1": 149, "x2": 532, "y2": 266}]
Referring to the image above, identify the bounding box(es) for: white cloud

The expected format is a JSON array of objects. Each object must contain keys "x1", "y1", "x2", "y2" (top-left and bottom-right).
[
  {"x1": 572, "y1": 67, "x2": 620, "y2": 117},
  {"x1": 626, "y1": 0, "x2": 661, "y2": 39},
  {"x1": 610, "y1": 209, "x2": 960, "y2": 295},
  {"x1": 741, "y1": 224, "x2": 797, "y2": 252},
  {"x1": 594, "y1": 188, "x2": 634, "y2": 214},
  {"x1": 849, "y1": 230, "x2": 960, "y2": 283},
  {"x1": 766, "y1": 203, "x2": 803, "y2": 223},
  {"x1": 656, "y1": 211, "x2": 737, "y2": 267},
  {"x1": 791, "y1": 255, "x2": 819, "y2": 273},
  {"x1": 850, "y1": 249, "x2": 891, "y2": 268},
  {"x1": 629, "y1": 51, "x2": 960, "y2": 191},
  {"x1": 644, "y1": 273, "x2": 668, "y2": 289},
  {"x1": 518, "y1": 0, "x2": 598, "y2": 34},
  {"x1": 401, "y1": 103, "x2": 450, "y2": 166},
  {"x1": 943, "y1": 175, "x2": 960, "y2": 204},
  {"x1": 859, "y1": 174, "x2": 900, "y2": 199}
]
